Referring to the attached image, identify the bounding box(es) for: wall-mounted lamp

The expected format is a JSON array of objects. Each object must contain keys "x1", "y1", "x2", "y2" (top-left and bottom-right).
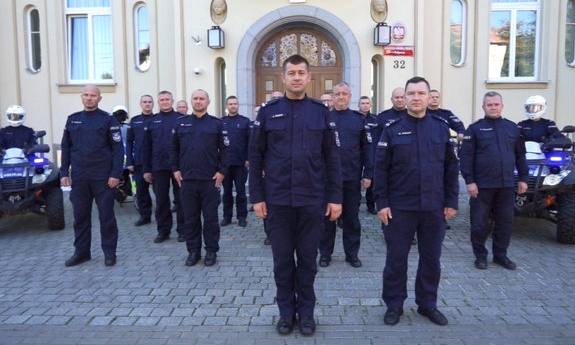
[
  {"x1": 207, "y1": 26, "x2": 225, "y2": 49},
  {"x1": 374, "y1": 22, "x2": 391, "y2": 46},
  {"x1": 192, "y1": 36, "x2": 202, "y2": 46}
]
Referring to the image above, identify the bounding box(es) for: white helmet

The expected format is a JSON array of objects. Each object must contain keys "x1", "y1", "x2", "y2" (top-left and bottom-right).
[
  {"x1": 6, "y1": 105, "x2": 26, "y2": 127},
  {"x1": 524, "y1": 95, "x2": 547, "y2": 120}
]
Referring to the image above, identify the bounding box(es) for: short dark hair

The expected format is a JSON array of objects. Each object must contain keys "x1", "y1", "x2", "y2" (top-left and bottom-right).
[
  {"x1": 226, "y1": 95, "x2": 238, "y2": 102},
  {"x1": 405, "y1": 76, "x2": 430, "y2": 92},
  {"x1": 359, "y1": 95, "x2": 370, "y2": 101},
  {"x1": 282, "y1": 54, "x2": 309, "y2": 72}
]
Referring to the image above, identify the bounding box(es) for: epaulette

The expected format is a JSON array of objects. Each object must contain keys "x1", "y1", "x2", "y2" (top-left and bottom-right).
[
  {"x1": 310, "y1": 98, "x2": 327, "y2": 107},
  {"x1": 502, "y1": 117, "x2": 517, "y2": 125},
  {"x1": 469, "y1": 117, "x2": 485, "y2": 126},
  {"x1": 385, "y1": 118, "x2": 401, "y2": 128},
  {"x1": 352, "y1": 110, "x2": 365, "y2": 117},
  {"x1": 430, "y1": 113, "x2": 449, "y2": 125},
  {"x1": 261, "y1": 98, "x2": 280, "y2": 108}
]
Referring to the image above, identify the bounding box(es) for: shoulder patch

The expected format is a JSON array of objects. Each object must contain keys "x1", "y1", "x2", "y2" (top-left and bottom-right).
[{"x1": 430, "y1": 114, "x2": 449, "y2": 125}]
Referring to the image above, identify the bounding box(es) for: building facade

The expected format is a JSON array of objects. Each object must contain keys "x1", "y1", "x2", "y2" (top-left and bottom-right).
[{"x1": 1, "y1": 0, "x2": 574, "y2": 158}]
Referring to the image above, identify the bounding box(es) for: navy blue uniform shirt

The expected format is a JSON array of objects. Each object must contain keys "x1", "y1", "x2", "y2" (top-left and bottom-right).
[
  {"x1": 0, "y1": 125, "x2": 36, "y2": 150},
  {"x1": 221, "y1": 114, "x2": 250, "y2": 165},
  {"x1": 517, "y1": 118, "x2": 562, "y2": 143},
  {"x1": 249, "y1": 97, "x2": 343, "y2": 207},
  {"x1": 459, "y1": 116, "x2": 529, "y2": 188},
  {"x1": 377, "y1": 107, "x2": 407, "y2": 135},
  {"x1": 143, "y1": 110, "x2": 183, "y2": 173},
  {"x1": 330, "y1": 109, "x2": 373, "y2": 181},
  {"x1": 60, "y1": 108, "x2": 124, "y2": 180},
  {"x1": 374, "y1": 113, "x2": 459, "y2": 211},
  {"x1": 428, "y1": 108, "x2": 466, "y2": 135},
  {"x1": 169, "y1": 113, "x2": 230, "y2": 180},
  {"x1": 126, "y1": 113, "x2": 153, "y2": 167}
]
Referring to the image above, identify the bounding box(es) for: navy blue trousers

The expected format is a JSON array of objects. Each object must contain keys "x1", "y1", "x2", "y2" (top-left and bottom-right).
[
  {"x1": 469, "y1": 187, "x2": 514, "y2": 259},
  {"x1": 382, "y1": 208, "x2": 445, "y2": 310},
  {"x1": 69, "y1": 179, "x2": 118, "y2": 256},
  {"x1": 180, "y1": 180, "x2": 221, "y2": 254},
  {"x1": 222, "y1": 165, "x2": 248, "y2": 221},
  {"x1": 267, "y1": 203, "x2": 324, "y2": 318},
  {"x1": 319, "y1": 180, "x2": 361, "y2": 258},
  {"x1": 132, "y1": 165, "x2": 152, "y2": 219},
  {"x1": 151, "y1": 170, "x2": 183, "y2": 237}
]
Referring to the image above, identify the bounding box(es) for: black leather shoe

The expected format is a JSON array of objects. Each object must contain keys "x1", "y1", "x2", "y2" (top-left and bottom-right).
[
  {"x1": 319, "y1": 255, "x2": 331, "y2": 267},
  {"x1": 412, "y1": 237, "x2": 417, "y2": 245},
  {"x1": 417, "y1": 307, "x2": 448, "y2": 326},
  {"x1": 298, "y1": 315, "x2": 316, "y2": 336},
  {"x1": 276, "y1": 316, "x2": 295, "y2": 335},
  {"x1": 104, "y1": 254, "x2": 116, "y2": 267},
  {"x1": 220, "y1": 218, "x2": 231, "y2": 226},
  {"x1": 177, "y1": 234, "x2": 186, "y2": 242},
  {"x1": 367, "y1": 206, "x2": 377, "y2": 215},
  {"x1": 384, "y1": 307, "x2": 403, "y2": 325},
  {"x1": 493, "y1": 256, "x2": 517, "y2": 270},
  {"x1": 134, "y1": 217, "x2": 151, "y2": 226},
  {"x1": 336, "y1": 218, "x2": 343, "y2": 229},
  {"x1": 474, "y1": 258, "x2": 488, "y2": 269},
  {"x1": 65, "y1": 254, "x2": 91, "y2": 267},
  {"x1": 153, "y1": 234, "x2": 169, "y2": 243},
  {"x1": 185, "y1": 252, "x2": 201, "y2": 266},
  {"x1": 238, "y1": 219, "x2": 247, "y2": 227},
  {"x1": 264, "y1": 237, "x2": 271, "y2": 245},
  {"x1": 345, "y1": 255, "x2": 362, "y2": 268},
  {"x1": 204, "y1": 251, "x2": 217, "y2": 266}
]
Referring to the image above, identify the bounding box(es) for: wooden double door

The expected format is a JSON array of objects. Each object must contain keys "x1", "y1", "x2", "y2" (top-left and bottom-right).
[{"x1": 255, "y1": 28, "x2": 343, "y2": 104}]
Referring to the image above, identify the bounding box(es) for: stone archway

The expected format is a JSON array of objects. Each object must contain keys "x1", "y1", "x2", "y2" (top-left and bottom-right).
[{"x1": 236, "y1": 6, "x2": 361, "y2": 116}]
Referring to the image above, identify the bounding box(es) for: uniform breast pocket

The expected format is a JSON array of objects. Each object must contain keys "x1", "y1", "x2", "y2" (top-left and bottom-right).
[
  {"x1": 505, "y1": 133, "x2": 519, "y2": 151},
  {"x1": 428, "y1": 136, "x2": 447, "y2": 163},
  {"x1": 476, "y1": 130, "x2": 496, "y2": 151},
  {"x1": 391, "y1": 135, "x2": 413, "y2": 165},
  {"x1": 304, "y1": 121, "x2": 326, "y2": 154},
  {"x1": 266, "y1": 118, "x2": 289, "y2": 156}
]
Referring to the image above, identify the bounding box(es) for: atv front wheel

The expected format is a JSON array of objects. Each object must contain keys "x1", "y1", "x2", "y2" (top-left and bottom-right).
[
  {"x1": 556, "y1": 188, "x2": 575, "y2": 244},
  {"x1": 46, "y1": 187, "x2": 65, "y2": 230}
]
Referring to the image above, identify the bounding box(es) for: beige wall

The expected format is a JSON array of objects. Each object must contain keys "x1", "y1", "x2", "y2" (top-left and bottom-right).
[{"x1": 1, "y1": 0, "x2": 574, "y2": 155}]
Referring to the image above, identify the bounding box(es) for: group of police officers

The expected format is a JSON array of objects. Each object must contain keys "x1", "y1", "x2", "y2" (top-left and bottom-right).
[{"x1": 4, "y1": 53, "x2": 564, "y2": 337}]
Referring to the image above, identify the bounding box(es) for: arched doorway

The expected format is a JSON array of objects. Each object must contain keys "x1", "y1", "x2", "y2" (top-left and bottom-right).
[{"x1": 255, "y1": 28, "x2": 342, "y2": 104}]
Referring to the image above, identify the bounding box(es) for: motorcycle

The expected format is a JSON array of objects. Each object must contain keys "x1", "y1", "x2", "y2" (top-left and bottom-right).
[
  {"x1": 514, "y1": 125, "x2": 575, "y2": 244},
  {"x1": 0, "y1": 130, "x2": 65, "y2": 230}
]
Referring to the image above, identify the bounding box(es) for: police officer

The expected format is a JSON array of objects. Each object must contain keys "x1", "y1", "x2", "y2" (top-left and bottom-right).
[
  {"x1": 0, "y1": 105, "x2": 37, "y2": 151},
  {"x1": 126, "y1": 95, "x2": 155, "y2": 226},
  {"x1": 459, "y1": 91, "x2": 529, "y2": 271},
  {"x1": 374, "y1": 77, "x2": 459, "y2": 326},
  {"x1": 377, "y1": 87, "x2": 407, "y2": 127},
  {"x1": 220, "y1": 95, "x2": 251, "y2": 227},
  {"x1": 358, "y1": 95, "x2": 379, "y2": 215},
  {"x1": 517, "y1": 95, "x2": 562, "y2": 142},
  {"x1": 428, "y1": 89, "x2": 466, "y2": 141},
  {"x1": 318, "y1": 84, "x2": 372, "y2": 269},
  {"x1": 171, "y1": 89, "x2": 230, "y2": 267},
  {"x1": 111, "y1": 105, "x2": 133, "y2": 201},
  {"x1": 61, "y1": 85, "x2": 124, "y2": 267},
  {"x1": 143, "y1": 91, "x2": 185, "y2": 243},
  {"x1": 249, "y1": 54, "x2": 342, "y2": 336}
]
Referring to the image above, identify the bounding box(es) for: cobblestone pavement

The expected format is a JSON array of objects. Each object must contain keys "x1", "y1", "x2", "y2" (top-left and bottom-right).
[{"x1": 0, "y1": 178, "x2": 574, "y2": 345}]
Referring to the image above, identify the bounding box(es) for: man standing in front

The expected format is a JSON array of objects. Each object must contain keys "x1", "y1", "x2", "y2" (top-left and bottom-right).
[
  {"x1": 220, "y1": 95, "x2": 251, "y2": 227},
  {"x1": 249, "y1": 54, "x2": 342, "y2": 336},
  {"x1": 61, "y1": 85, "x2": 124, "y2": 267},
  {"x1": 459, "y1": 91, "x2": 528, "y2": 270},
  {"x1": 318, "y1": 83, "x2": 372, "y2": 269},
  {"x1": 171, "y1": 89, "x2": 229, "y2": 267},
  {"x1": 374, "y1": 76, "x2": 459, "y2": 326}
]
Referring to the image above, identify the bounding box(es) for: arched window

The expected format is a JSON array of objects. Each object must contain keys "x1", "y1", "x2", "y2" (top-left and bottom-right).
[
  {"x1": 26, "y1": 8, "x2": 41, "y2": 73},
  {"x1": 135, "y1": 4, "x2": 150, "y2": 71},
  {"x1": 566, "y1": 0, "x2": 575, "y2": 66},
  {"x1": 450, "y1": 0, "x2": 466, "y2": 66}
]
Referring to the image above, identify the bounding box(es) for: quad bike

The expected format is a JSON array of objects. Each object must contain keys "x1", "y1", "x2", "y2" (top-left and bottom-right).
[
  {"x1": 0, "y1": 131, "x2": 65, "y2": 230},
  {"x1": 514, "y1": 125, "x2": 575, "y2": 244}
]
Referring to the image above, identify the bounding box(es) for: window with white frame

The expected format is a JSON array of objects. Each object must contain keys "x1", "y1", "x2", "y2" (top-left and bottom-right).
[
  {"x1": 66, "y1": 0, "x2": 113, "y2": 82},
  {"x1": 450, "y1": 0, "x2": 466, "y2": 66},
  {"x1": 489, "y1": 0, "x2": 540, "y2": 80},
  {"x1": 26, "y1": 7, "x2": 41, "y2": 73},
  {"x1": 566, "y1": 0, "x2": 575, "y2": 66},
  {"x1": 135, "y1": 4, "x2": 150, "y2": 71}
]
